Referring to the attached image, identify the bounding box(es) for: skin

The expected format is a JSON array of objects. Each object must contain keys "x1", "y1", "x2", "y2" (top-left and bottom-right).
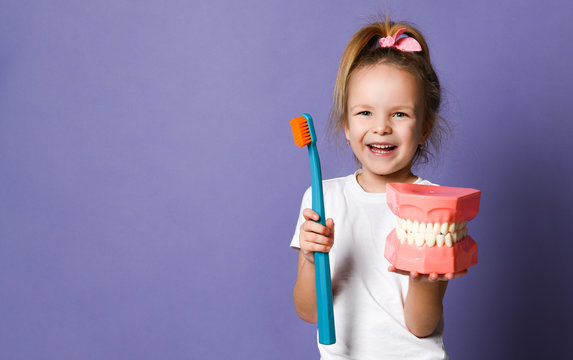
[{"x1": 293, "y1": 63, "x2": 466, "y2": 337}]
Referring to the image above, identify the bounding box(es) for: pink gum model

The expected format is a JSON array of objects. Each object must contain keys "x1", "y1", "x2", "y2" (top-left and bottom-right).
[{"x1": 384, "y1": 183, "x2": 481, "y2": 274}]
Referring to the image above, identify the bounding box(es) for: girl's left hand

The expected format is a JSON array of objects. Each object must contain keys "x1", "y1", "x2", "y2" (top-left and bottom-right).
[{"x1": 388, "y1": 266, "x2": 467, "y2": 282}]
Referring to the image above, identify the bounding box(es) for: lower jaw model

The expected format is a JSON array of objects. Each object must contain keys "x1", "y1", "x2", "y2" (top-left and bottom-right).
[{"x1": 384, "y1": 183, "x2": 481, "y2": 274}]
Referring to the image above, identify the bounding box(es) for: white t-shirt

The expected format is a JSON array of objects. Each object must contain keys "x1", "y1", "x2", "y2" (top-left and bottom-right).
[{"x1": 291, "y1": 171, "x2": 449, "y2": 360}]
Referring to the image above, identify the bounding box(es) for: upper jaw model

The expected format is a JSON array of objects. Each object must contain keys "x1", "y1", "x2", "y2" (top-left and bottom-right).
[{"x1": 384, "y1": 183, "x2": 481, "y2": 274}]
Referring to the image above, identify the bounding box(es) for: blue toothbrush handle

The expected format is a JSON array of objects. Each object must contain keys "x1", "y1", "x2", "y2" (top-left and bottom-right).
[
  {"x1": 309, "y1": 143, "x2": 336, "y2": 345},
  {"x1": 314, "y1": 252, "x2": 335, "y2": 344}
]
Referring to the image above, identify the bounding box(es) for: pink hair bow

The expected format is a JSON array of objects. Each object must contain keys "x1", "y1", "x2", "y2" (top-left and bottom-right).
[{"x1": 379, "y1": 28, "x2": 422, "y2": 52}]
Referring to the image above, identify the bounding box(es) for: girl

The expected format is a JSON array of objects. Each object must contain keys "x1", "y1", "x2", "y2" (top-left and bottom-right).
[{"x1": 291, "y1": 18, "x2": 466, "y2": 359}]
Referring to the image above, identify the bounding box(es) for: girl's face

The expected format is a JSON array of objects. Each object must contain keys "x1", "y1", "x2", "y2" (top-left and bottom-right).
[{"x1": 345, "y1": 63, "x2": 426, "y2": 189}]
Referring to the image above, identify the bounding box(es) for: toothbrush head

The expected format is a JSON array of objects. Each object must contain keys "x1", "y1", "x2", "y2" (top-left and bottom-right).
[{"x1": 290, "y1": 113, "x2": 316, "y2": 148}]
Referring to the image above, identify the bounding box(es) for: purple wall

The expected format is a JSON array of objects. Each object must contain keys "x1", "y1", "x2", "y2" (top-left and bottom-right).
[{"x1": 1, "y1": 0, "x2": 572, "y2": 358}]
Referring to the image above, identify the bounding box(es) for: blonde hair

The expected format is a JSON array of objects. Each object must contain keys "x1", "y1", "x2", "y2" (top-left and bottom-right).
[{"x1": 329, "y1": 17, "x2": 446, "y2": 165}]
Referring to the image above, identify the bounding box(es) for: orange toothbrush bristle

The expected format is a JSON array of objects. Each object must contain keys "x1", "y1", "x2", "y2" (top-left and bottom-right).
[{"x1": 290, "y1": 116, "x2": 312, "y2": 148}]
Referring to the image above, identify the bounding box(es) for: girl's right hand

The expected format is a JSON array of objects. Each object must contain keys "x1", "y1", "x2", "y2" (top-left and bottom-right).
[{"x1": 299, "y1": 208, "x2": 335, "y2": 264}]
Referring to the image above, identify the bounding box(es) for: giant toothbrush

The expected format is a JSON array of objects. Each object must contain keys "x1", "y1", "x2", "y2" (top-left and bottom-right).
[{"x1": 290, "y1": 113, "x2": 336, "y2": 345}]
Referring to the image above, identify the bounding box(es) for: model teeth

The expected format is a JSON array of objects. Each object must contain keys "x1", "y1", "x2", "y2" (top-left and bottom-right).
[
  {"x1": 395, "y1": 216, "x2": 470, "y2": 248},
  {"x1": 426, "y1": 222, "x2": 433, "y2": 234},
  {"x1": 440, "y1": 222, "x2": 448, "y2": 235},
  {"x1": 414, "y1": 233, "x2": 425, "y2": 247},
  {"x1": 425, "y1": 232, "x2": 436, "y2": 247},
  {"x1": 433, "y1": 222, "x2": 440, "y2": 235},
  {"x1": 436, "y1": 234, "x2": 445, "y2": 247},
  {"x1": 448, "y1": 223, "x2": 456, "y2": 233},
  {"x1": 445, "y1": 233, "x2": 452, "y2": 247}
]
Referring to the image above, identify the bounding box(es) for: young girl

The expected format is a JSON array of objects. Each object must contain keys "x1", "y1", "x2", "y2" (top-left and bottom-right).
[{"x1": 291, "y1": 19, "x2": 466, "y2": 359}]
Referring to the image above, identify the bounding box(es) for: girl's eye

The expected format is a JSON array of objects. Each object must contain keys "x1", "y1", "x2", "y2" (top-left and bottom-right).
[
  {"x1": 393, "y1": 112, "x2": 408, "y2": 118},
  {"x1": 357, "y1": 111, "x2": 371, "y2": 116}
]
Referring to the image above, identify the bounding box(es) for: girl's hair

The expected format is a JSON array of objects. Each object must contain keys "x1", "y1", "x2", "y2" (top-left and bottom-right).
[{"x1": 329, "y1": 17, "x2": 446, "y2": 166}]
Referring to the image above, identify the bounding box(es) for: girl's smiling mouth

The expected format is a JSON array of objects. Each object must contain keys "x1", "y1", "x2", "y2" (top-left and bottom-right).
[{"x1": 368, "y1": 142, "x2": 397, "y2": 156}]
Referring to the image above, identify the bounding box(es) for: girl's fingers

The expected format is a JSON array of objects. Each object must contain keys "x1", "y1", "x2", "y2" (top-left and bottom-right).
[
  {"x1": 388, "y1": 266, "x2": 465, "y2": 282},
  {"x1": 301, "y1": 234, "x2": 333, "y2": 247},
  {"x1": 441, "y1": 270, "x2": 467, "y2": 280},
  {"x1": 307, "y1": 242, "x2": 332, "y2": 253},
  {"x1": 299, "y1": 212, "x2": 335, "y2": 256},
  {"x1": 300, "y1": 223, "x2": 333, "y2": 247},
  {"x1": 388, "y1": 266, "x2": 410, "y2": 276},
  {"x1": 325, "y1": 217, "x2": 335, "y2": 230},
  {"x1": 302, "y1": 208, "x2": 320, "y2": 221},
  {"x1": 302, "y1": 210, "x2": 335, "y2": 232},
  {"x1": 301, "y1": 220, "x2": 331, "y2": 237},
  {"x1": 301, "y1": 237, "x2": 332, "y2": 253}
]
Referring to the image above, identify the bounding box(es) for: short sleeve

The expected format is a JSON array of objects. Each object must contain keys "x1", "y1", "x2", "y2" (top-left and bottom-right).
[
  {"x1": 414, "y1": 177, "x2": 439, "y2": 186},
  {"x1": 290, "y1": 186, "x2": 312, "y2": 250}
]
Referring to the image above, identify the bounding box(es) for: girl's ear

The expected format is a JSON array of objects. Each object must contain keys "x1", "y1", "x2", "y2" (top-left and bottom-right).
[
  {"x1": 421, "y1": 115, "x2": 435, "y2": 144},
  {"x1": 344, "y1": 123, "x2": 350, "y2": 141}
]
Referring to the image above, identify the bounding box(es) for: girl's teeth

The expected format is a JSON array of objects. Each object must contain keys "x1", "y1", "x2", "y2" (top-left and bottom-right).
[{"x1": 369, "y1": 144, "x2": 395, "y2": 153}]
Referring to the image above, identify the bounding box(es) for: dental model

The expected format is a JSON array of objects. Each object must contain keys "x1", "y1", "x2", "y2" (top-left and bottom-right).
[{"x1": 384, "y1": 183, "x2": 481, "y2": 274}]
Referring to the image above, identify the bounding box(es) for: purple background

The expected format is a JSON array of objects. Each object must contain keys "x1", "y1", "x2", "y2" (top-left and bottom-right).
[{"x1": 1, "y1": 0, "x2": 572, "y2": 359}]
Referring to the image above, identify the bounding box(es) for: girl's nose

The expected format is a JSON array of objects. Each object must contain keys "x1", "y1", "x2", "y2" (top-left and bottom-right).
[{"x1": 372, "y1": 116, "x2": 392, "y2": 135}]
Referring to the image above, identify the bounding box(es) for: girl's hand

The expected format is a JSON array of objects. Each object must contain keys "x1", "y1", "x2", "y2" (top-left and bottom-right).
[
  {"x1": 299, "y1": 208, "x2": 335, "y2": 264},
  {"x1": 388, "y1": 266, "x2": 468, "y2": 282}
]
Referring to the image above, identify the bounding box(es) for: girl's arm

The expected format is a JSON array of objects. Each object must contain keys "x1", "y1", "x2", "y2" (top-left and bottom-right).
[
  {"x1": 396, "y1": 269, "x2": 467, "y2": 337},
  {"x1": 404, "y1": 279, "x2": 448, "y2": 338},
  {"x1": 293, "y1": 209, "x2": 335, "y2": 323},
  {"x1": 293, "y1": 250, "x2": 318, "y2": 323}
]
